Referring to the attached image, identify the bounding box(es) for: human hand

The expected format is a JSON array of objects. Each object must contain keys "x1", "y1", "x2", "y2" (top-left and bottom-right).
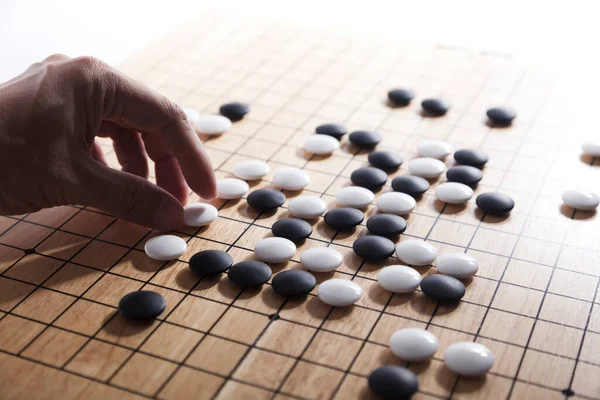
[{"x1": 0, "y1": 54, "x2": 216, "y2": 231}]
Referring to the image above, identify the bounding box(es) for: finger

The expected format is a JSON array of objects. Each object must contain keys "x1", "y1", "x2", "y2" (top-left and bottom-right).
[
  {"x1": 99, "y1": 121, "x2": 149, "y2": 178},
  {"x1": 81, "y1": 57, "x2": 216, "y2": 199},
  {"x1": 91, "y1": 141, "x2": 107, "y2": 165},
  {"x1": 77, "y1": 160, "x2": 184, "y2": 231},
  {"x1": 143, "y1": 133, "x2": 189, "y2": 205}
]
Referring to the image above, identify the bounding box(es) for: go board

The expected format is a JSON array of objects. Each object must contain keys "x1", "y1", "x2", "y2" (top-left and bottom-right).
[{"x1": 1, "y1": 11, "x2": 600, "y2": 400}]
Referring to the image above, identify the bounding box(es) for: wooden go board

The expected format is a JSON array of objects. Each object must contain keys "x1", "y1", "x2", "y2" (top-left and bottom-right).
[{"x1": 1, "y1": 11, "x2": 600, "y2": 400}]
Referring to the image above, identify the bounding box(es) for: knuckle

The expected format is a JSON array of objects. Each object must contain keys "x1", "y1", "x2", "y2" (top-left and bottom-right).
[
  {"x1": 45, "y1": 53, "x2": 70, "y2": 62},
  {"x1": 67, "y1": 56, "x2": 109, "y2": 86}
]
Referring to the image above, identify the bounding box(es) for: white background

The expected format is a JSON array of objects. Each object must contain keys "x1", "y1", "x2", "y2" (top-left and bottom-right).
[{"x1": 1, "y1": 0, "x2": 599, "y2": 83}]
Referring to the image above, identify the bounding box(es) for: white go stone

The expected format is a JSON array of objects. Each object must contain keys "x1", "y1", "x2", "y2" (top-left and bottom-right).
[
  {"x1": 273, "y1": 167, "x2": 310, "y2": 191},
  {"x1": 144, "y1": 235, "x2": 187, "y2": 261},
  {"x1": 233, "y1": 159, "x2": 270, "y2": 181},
  {"x1": 408, "y1": 158, "x2": 446, "y2": 178},
  {"x1": 378, "y1": 265, "x2": 422, "y2": 293},
  {"x1": 336, "y1": 186, "x2": 374, "y2": 208},
  {"x1": 304, "y1": 135, "x2": 340, "y2": 155},
  {"x1": 417, "y1": 140, "x2": 452, "y2": 159},
  {"x1": 288, "y1": 196, "x2": 327, "y2": 219},
  {"x1": 435, "y1": 182, "x2": 473, "y2": 204},
  {"x1": 395, "y1": 239, "x2": 438, "y2": 266},
  {"x1": 436, "y1": 253, "x2": 479, "y2": 278},
  {"x1": 183, "y1": 203, "x2": 218, "y2": 227},
  {"x1": 444, "y1": 342, "x2": 495, "y2": 376},
  {"x1": 582, "y1": 141, "x2": 600, "y2": 156},
  {"x1": 193, "y1": 114, "x2": 232, "y2": 135},
  {"x1": 301, "y1": 247, "x2": 343, "y2": 272},
  {"x1": 254, "y1": 237, "x2": 296, "y2": 263},
  {"x1": 377, "y1": 192, "x2": 416, "y2": 215},
  {"x1": 562, "y1": 189, "x2": 600, "y2": 210},
  {"x1": 217, "y1": 178, "x2": 249, "y2": 199},
  {"x1": 390, "y1": 328, "x2": 439, "y2": 362},
  {"x1": 183, "y1": 108, "x2": 200, "y2": 124},
  {"x1": 317, "y1": 279, "x2": 363, "y2": 307}
]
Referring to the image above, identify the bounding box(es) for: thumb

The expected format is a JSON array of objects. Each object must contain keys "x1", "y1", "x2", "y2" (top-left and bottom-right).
[{"x1": 77, "y1": 161, "x2": 185, "y2": 231}]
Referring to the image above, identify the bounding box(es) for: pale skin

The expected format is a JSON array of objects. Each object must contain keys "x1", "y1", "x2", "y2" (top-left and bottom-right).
[{"x1": 0, "y1": 54, "x2": 217, "y2": 231}]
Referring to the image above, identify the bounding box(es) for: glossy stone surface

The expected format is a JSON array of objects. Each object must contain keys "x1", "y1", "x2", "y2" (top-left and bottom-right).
[
  {"x1": 387, "y1": 88, "x2": 415, "y2": 106},
  {"x1": 475, "y1": 192, "x2": 515, "y2": 215},
  {"x1": 228, "y1": 260, "x2": 272, "y2": 288},
  {"x1": 453, "y1": 149, "x2": 489, "y2": 167},
  {"x1": 272, "y1": 218, "x2": 313, "y2": 242},
  {"x1": 288, "y1": 196, "x2": 327, "y2": 219},
  {"x1": 351, "y1": 167, "x2": 388, "y2": 190},
  {"x1": 189, "y1": 250, "x2": 233, "y2": 276},
  {"x1": 391, "y1": 175, "x2": 430, "y2": 197},
  {"x1": 444, "y1": 342, "x2": 495, "y2": 376},
  {"x1": 119, "y1": 291, "x2": 166, "y2": 320},
  {"x1": 183, "y1": 203, "x2": 218, "y2": 226},
  {"x1": 300, "y1": 247, "x2": 343, "y2": 272},
  {"x1": 324, "y1": 208, "x2": 364, "y2": 230},
  {"x1": 272, "y1": 270, "x2": 316, "y2": 297},
  {"x1": 317, "y1": 278, "x2": 363, "y2": 306},
  {"x1": 487, "y1": 107, "x2": 516, "y2": 125},
  {"x1": 144, "y1": 235, "x2": 187, "y2": 261},
  {"x1": 377, "y1": 192, "x2": 416, "y2": 215},
  {"x1": 446, "y1": 165, "x2": 483, "y2": 185},
  {"x1": 368, "y1": 366, "x2": 419, "y2": 400},
  {"x1": 353, "y1": 235, "x2": 395, "y2": 261},
  {"x1": 316, "y1": 123, "x2": 347, "y2": 140},
  {"x1": 436, "y1": 253, "x2": 479, "y2": 278},
  {"x1": 219, "y1": 102, "x2": 250, "y2": 121},
  {"x1": 395, "y1": 239, "x2": 438, "y2": 266},
  {"x1": 336, "y1": 186, "x2": 374, "y2": 208},
  {"x1": 366, "y1": 214, "x2": 407, "y2": 237},
  {"x1": 247, "y1": 189, "x2": 285, "y2": 211},
  {"x1": 348, "y1": 130, "x2": 382, "y2": 147},
  {"x1": 420, "y1": 274, "x2": 466, "y2": 302},
  {"x1": 378, "y1": 265, "x2": 422, "y2": 293},
  {"x1": 254, "y1": 237, "x2": 297, "y2": 263},
  {"x1": 390, "y1": 328, "x2": 439, "y2": 362},
  {"x1": 368, "y1": 151, "x2": 404, "y2": 171},
  {"x1": 421, "y1": 98, "x2": 450, "y2": 116}
]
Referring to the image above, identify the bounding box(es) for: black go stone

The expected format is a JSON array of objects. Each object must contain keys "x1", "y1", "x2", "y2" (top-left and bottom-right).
[
  {"x1": 348, "y1": 130, "x2": 382, "y2": 147},
  {"x1": 189, "y1": 250, "x2": 233, "y2": 276},
  {"x1": 247, "y1": 189, "x2": 285, "y2": 211},
  {"x1": 351, "y1": 167, "x2": 388, "y2": 191},
  {"x1": 368, "y1": 366, "x2": 419, "y2": 400},
  {"x1": 272, "y1": 269, "x2": 316, "y2": 297},
  {"x1": 476, "y1": 192, "x2": 515, "y2": 215},
  {"x1": 324, "y1": 208, "x2": 364, "y2": 230},
  {"x1": 487, "y1": 107, "x2": 516, "y2": 125},
  {"x1": 454, "y1": 148, "x2": 488, "y2": 168},
  {"x1": 353, "y1": 235, "x2": 395, "y2": 261},
  {"x1": 391, "y1": 175, "x2": 429, "y2": 197},
  {"x1": 367, "y1": 214, "x2": 407, "y2": 237},
  {"x1": 446, "y1": 165, "x2": 483, "y2": 185},
  {"x1": 368, "y1": 151, "x2": 404, "y2": 172},
  {"x1": 272, "y1": 218, "x2": 312, "y2": 242},
  {"x1": 228, "y1": 260, "x2": 272, "y2": 288},
  {"x1": 316, "y1": 123, "x2": 347, "y2": 140},
  {"x1": 421, "y1": 98, "x2": 450, "y2": 116},
  {"x1": 420, "y1": 274, "x2": 466, "y2": 303},
  {"x1": 387, "y1": 88, "x2": 415, "y2": 107},
  {"x1": 118, "y1": 291, "x2": 166, "y2": 320},
  {"x1": 219, "y1": 102, "x2": 250, "y2": 121}
]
